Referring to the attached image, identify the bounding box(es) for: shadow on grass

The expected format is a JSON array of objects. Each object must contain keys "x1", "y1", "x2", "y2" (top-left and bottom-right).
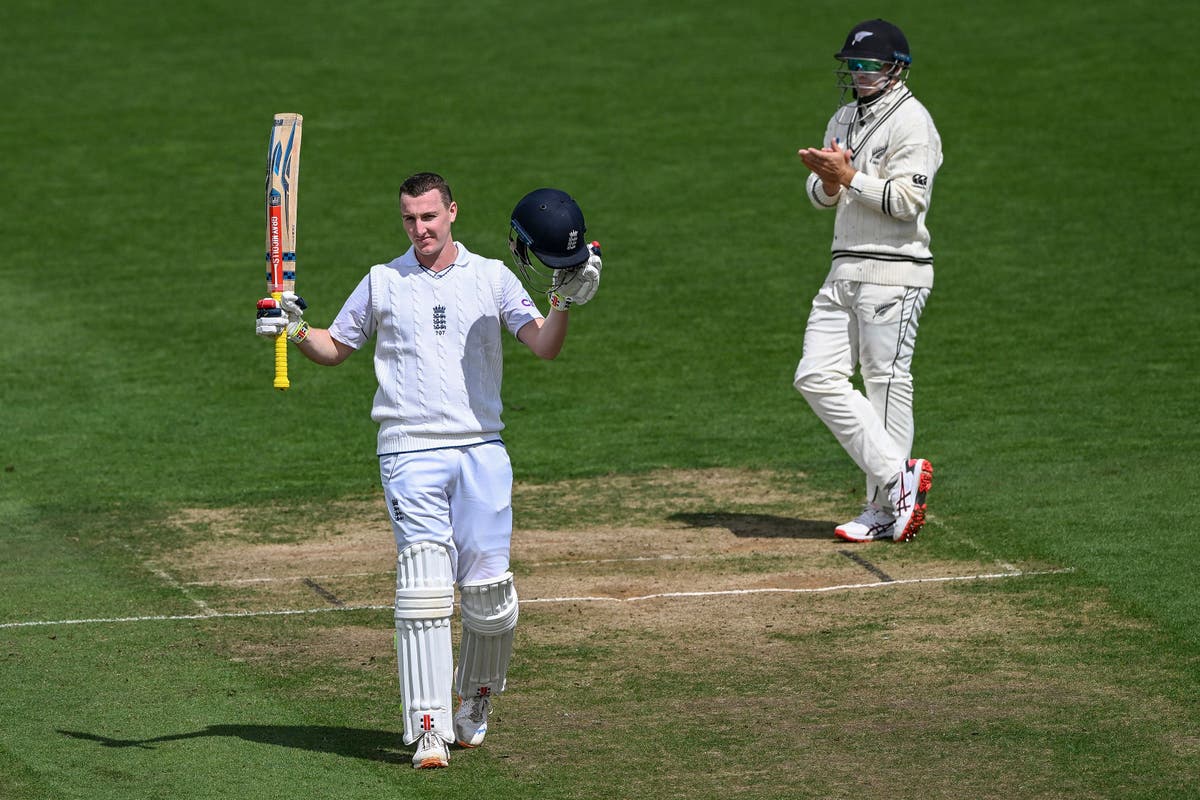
[
  {"x1": 669, "y1": 512, "x2": 835, "y2": 539},
  {"x1": 58, "y1": 725, "x2": 410, "y2": 764}
]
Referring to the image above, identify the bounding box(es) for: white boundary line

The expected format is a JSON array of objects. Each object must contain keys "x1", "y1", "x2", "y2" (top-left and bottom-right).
[{"x1": 0, "y1": 568, "x2": 1073, "y2": 630}]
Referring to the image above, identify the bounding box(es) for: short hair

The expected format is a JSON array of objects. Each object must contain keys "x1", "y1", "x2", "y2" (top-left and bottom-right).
[{"x1": 399, "y1": 172, "x2": 453, "y2": 207}]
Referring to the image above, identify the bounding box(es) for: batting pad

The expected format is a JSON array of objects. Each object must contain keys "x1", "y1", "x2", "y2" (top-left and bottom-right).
[
  {"x1": 395, "y1": 542, "x2": 455, "y2": 745},
  {"x1": 455, "y1": 572, "x2": 519, "y2": 699}
]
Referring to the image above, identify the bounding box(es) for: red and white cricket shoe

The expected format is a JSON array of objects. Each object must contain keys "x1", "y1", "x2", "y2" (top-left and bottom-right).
[
  {"x1": 889, "y1": 459, "x2": 933, "y2": 542},
  {"x1": 835, "y1": 504, "x2": 897, "y2": 542}
]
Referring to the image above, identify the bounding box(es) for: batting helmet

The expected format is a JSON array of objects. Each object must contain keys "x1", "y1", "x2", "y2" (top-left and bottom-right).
[
  {"x1": 833, "y1": 19, "x2": 912, "y2": 110},
  {"x1": 509, "y1": 188, "x2": 589, "y2": 270},
  {"x1": 835, "y1": 19, "x2": 911, "y2": 65}
]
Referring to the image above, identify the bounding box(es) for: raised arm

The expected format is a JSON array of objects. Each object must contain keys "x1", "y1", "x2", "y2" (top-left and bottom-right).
[{"x1": 255, "y1": 291, "x2": 355, "y2": 366}]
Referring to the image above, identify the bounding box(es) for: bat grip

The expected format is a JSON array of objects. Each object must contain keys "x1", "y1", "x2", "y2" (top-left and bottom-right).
[{"x1": 271, "y1": 290, "x2": 290, "y2": 391}]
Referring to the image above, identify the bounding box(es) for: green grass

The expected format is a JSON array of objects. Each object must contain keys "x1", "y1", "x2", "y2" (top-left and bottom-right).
[{"x1": 2, "y1": 0, "x2": 1199, "y2": 797}]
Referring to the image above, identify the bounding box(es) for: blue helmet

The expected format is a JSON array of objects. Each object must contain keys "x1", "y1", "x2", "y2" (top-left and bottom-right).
[{"x1": 509, "y1": 188, "x2": 589, "y2": 271}]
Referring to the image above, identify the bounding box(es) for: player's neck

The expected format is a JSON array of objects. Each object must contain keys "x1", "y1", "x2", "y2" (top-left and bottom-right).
[{"x1": 418, "y1": 240, "x2": 459, "y2": 272}]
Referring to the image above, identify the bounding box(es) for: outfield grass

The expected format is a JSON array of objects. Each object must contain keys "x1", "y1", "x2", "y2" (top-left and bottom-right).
[{"x1": 2, "y1": 1, "x2": 1198, "y2": 797}]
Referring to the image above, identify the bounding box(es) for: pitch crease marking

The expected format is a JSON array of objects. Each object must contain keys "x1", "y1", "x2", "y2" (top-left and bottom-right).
[{"x1": 0, "y1": 568, "x2": 1074, "y2": 629}]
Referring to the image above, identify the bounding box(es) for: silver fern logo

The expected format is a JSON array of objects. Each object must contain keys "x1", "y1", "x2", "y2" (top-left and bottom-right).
[{"x1": 853, "y1": 31, "x2": 874, "y2": 45}]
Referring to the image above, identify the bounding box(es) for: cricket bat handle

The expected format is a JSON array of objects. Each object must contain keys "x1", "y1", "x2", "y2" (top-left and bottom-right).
[{"x1": 272, "y1": 290, "x2": 290, "y2": 391}]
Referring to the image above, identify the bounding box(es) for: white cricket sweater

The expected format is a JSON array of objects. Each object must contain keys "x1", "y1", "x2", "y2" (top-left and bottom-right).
[
  {"x1": 328, "y1": 242, "x2": 541, "y2": 454},
  {"x1": 805, "y1": 84, "x2": 943, "y2": 288}
]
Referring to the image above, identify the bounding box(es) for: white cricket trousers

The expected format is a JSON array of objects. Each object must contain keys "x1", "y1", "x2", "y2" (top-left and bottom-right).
[
  {"x1": 794, "y1": 280, "x2": 930, "y2": 505},
  {"x1": 379, "y1": 441, "x2": 513, "y2": 584}
]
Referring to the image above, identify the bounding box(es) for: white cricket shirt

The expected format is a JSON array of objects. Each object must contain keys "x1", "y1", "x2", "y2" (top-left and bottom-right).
[{"x1": 329, "y1": 242, "x2": 542, "y2": 454}]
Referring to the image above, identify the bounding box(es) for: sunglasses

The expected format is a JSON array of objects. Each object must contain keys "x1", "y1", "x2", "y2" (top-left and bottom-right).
[{"x1": 845, "y1": 59, "x2": 886, "y2": 72}]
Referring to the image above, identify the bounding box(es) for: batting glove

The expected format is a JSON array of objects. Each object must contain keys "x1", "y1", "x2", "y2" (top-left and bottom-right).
[
  {"x1": 255, "y1": 291, "x2": 310, "y2": 343},
  {"x1": 548, "y1": 242, "x2": 602, "y2": 311}
]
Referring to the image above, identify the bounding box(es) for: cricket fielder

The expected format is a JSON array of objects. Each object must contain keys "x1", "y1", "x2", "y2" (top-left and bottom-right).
[
  {"x1": 794, "y1": 19, "x2": 942, "y2": 542},
  {"x1": 255, "y1": 174, "x2": 602, "y2": 767}
]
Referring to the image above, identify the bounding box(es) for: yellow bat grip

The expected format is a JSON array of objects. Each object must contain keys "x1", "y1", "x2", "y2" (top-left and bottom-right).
[{"x1": 272, "y1": 290, "x2": 290, "y2": 391}]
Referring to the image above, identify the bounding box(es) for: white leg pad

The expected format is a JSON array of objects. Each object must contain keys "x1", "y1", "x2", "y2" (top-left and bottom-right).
[
  {"x1": 455, "y1": 572, "x2": 519, "y2": 698},
  {"x1": 395, "y1": 542, "x2": 455, "y2": 745}
]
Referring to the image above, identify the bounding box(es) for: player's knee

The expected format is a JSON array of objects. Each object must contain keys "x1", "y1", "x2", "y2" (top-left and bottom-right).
[
  {"x1": 457, "y1": 548, "x2": 510, "y2": 586},
  {"x1": 863, "y1": 370, "x2": 911, "y2": 390},
  {"x1": 455, "y1": 572, "x2": 518, "y2": 698},
  {"x1": 394, "y1": 542, "x2": 455, "y2": 622},
  {"x1": 459, "y1": 572, "x2": 519, "y2": 636},
  {"x1": 793, "y1": 362, "x2": 842, "y2": 399}
]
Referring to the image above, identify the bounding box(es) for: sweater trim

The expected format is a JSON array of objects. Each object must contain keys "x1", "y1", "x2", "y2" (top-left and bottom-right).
[
  {"x1": 376, "y1": 428, "x2": 503, "y2": 456},
  {"x1": 378, "y1": 437, "x2": 504, "y2": 457},
  {"x1": 847, "y1": 88, "x2": 913, "y2": 161},
  {"x1": 832, "y1": 249, "x2": 933, "y2": 265}
]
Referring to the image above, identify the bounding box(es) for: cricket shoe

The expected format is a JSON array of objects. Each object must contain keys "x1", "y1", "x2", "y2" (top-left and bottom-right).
[
  {"x1": 835, "y1": 504, "x2": 897, "y2": 542},
  {"x1": 412, "y1": 731, "x2": 450, "y2": 769},
  {"x1": 454, "y1": 691, "x2": 491, "y2": 748},
  {"x1": 888, "y1": 458, "x2": 933, "y2": 542}
]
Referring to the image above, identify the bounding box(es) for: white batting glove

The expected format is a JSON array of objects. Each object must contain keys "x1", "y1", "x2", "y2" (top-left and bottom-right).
[
  {"x1": 255, "y1": 291, "x2": 310, "y2": 343},
  {"x1": 548, "y1": 242, "x2": 602, "y2": 311}
]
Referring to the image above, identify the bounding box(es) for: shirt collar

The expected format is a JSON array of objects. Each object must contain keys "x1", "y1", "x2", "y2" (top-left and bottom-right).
[
  {"x1": 856, "y1": 83, "x2": 909, "y2": 121},
  {"x1": 400, "y1": 241, "x2": 470, "y2": 270}
]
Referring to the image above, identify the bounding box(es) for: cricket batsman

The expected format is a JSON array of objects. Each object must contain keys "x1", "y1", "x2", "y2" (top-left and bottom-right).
[{"x1": 255, "y1": 175, "x2": 602, "y2": 767}]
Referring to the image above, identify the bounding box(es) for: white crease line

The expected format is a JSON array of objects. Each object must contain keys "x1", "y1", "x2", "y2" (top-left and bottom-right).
[
  {"x1": 115, "y1": 539, "x2": 217, "y2": 616},
  {"x1": 145, "y1": 567, "x2": 217, "y2": 615},
  {"x1": 0, "y1": 568, "x2": 1074, "y2": 629},
  {"x1": 182, "y1": 555, "x2": 720, "y2": 586},
  {"x1": 529, "y1": 553, "x2": 709, "y2": 567},
  {"x1": 185, "y1": 554, "x2": 799, "y2": 586},
  {"x1": 0, "y1": 604, "x2": 394, "y2": 629},
  {"x1": 924, "y1": 516, "x2": 1019, "y2": 573},
  {"x1": 523, "y1": 568, "x2": 1075, "y2": 603}
]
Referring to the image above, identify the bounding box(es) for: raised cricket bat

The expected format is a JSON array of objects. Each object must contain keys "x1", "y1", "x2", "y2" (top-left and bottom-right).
[{"x1": 264, "y1": 112, "x2": 303, "y2": 390}]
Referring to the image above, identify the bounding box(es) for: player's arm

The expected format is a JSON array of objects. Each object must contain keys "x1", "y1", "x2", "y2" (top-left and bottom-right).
[
  {"x1": 842, "y1": 118, "x2": 940, "y2": 220},
  {"x1": 511, "y1": 243, "x2": 602, "y2": 360},
  {"x1": 517, "y1": 310, "x2": 569, "y2": 360},
  {"x1": 799, "y1": 118, "x2": 847, "y2": 207},
  {"x1": 256, "y1": 291, "x2": 355, "y2": 366},
  {"x1": 294, "y1": 327, "x2": 355, "y2": 366},
  {"x1": 800, "y1": 138, "x2": 855, "y2": 196}
]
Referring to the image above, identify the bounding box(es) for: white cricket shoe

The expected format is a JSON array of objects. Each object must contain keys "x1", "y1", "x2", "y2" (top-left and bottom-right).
[
  {"x1": 412, "y1": 730, "x2": 449, "y2": 769},
  {"x1": 835, "y1": 504, "x2": 897, "y2": 542},
  {"x1": 454, "y1": 693, "x2": 491, "y2": 748},
  {"x1": 888, "y1": 458, "x2": 933, "y2": 542}
]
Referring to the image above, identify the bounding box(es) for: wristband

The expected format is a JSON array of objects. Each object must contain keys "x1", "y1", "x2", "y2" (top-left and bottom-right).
[{"x1": 288, "y1": 320, "x2": 311, "y2": 344}]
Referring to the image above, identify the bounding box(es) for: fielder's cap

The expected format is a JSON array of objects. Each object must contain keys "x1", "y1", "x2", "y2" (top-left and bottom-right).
[{"x1": 835, "y1": 19, "x2": 912, "y2": 65}]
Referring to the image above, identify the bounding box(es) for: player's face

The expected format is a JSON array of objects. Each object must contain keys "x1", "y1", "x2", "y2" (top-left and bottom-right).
[
  {"x1": 401, "y1": 189, "x2": 458, "y2": 264},
  {"x1": 844, "y1": 58, "x2": 893, "y2": 98}
]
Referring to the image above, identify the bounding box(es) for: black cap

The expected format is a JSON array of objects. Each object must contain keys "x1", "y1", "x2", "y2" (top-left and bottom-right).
[{"x1": 835, "y1": 19, "x2": 911, "y2": 65}]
